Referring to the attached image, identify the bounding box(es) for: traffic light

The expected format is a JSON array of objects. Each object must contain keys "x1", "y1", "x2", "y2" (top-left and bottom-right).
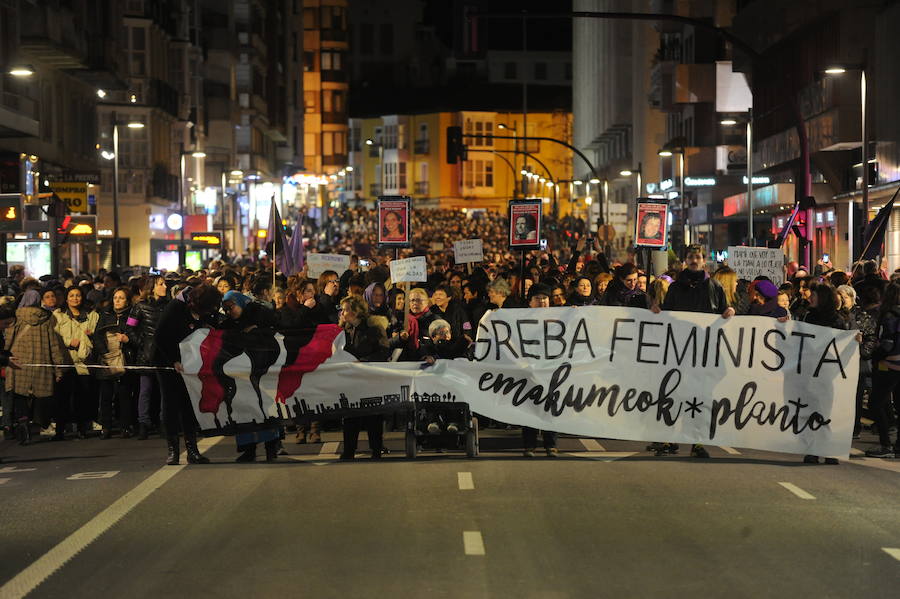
[
  {"x1": 446, "y1": 126, "x2": 467, "y2": 164},
  {"x1": 0, "y1": 194, "x2": 23, "y2": 233}
]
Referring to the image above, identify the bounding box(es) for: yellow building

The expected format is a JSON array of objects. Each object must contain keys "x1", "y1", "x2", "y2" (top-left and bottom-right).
[{"x1": 348, "y1": 111, "x2": 577, "y2": 215}]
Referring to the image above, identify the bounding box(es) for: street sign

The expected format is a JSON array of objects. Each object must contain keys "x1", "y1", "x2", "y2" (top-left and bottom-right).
[
  {"x1": 0, "y1": 194, "x2": 23, "y2": 233},
  {"x1": 190, "y1": 231, "x2": 222, "y2": 247},
  {"x1": 57, "y1": 215, "x2": 97, "y2": 245},
  {"x1": 50, "y1": 182, "x2": 89, "y2": 213},
  {"x1": 596, "y1": 224, "x2": 616, "y2": 243}
]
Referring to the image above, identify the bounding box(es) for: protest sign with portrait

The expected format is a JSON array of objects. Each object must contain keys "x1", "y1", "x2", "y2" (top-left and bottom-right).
[
  {"x1": 377, "y1": 196, "x2": 411, "y2": 247},
  {"x1": 509, "y1": 199, "x2": 542, "y2": 250},
  {"x1": 634, "y1": 199, "x2": 669, "y2": 249}
]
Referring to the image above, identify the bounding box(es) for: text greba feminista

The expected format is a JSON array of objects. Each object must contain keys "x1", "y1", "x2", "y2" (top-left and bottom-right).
[{"x1": 471, "y1": 314, "x2": 845, "y2": 439}]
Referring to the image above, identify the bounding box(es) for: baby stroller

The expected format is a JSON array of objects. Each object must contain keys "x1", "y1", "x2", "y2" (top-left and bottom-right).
[{"x1": 404, "y1": 391, "x2": 479, "y2": 458}]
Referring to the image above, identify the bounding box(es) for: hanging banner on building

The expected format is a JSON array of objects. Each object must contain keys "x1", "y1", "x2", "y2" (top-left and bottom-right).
[
  {"x1": 179, "y1": 306, "x2": 858, "y2": 457},
  {"x1": 727, "y1": 246, "x2": 785, "y2": 284}
]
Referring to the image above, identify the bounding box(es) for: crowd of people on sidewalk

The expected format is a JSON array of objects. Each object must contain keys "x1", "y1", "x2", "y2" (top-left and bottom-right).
[{"x1": 1, "y1": 207, "x2": 898, "y2": 466}]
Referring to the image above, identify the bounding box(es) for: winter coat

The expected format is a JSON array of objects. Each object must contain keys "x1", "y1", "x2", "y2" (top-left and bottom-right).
[
  {"x1": 429, "y1": 300, "x2": 472, "y2": 341},
  {"x1": 54, "y1": 308, "x2": 99, "y2": 375},
  {"x1": 662, "y1": 270, "x2": 728, "y2": 314},
  {"x1": 803, "y1": 308, "x2": 850, "y2": 331},
  {"x1": 872, "y1": 305, "x2": 900, "y2": 370},
  {"x1": 343, "y1": 317, "x2": 390, "y2": 362},
  {"x1": 129, "y1": 296, "x2": 170, "y2": 366},
  {"x1": 94, "y1": 307, "x2": 139, "y2": 368},
  {"x1": 153, "y1": 299, "x2": 209, "y2": 367},
  {"x1": 600, "y1": 281, "x2": 650, "y2": 309},
  {"x1": 5, "y1": 306, "x2": 71, "y2": 398},
  {"x1": 748, "y1": 299, "x2": 788, "y2": 319}
]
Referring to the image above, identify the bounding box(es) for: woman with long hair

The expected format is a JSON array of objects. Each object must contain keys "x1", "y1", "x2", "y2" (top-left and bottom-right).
[
  {"x1": 94, "y1": 287, "x2": 139, "y2": 439},
  {"x1": 54, "y1": 287, "x2": 99, "y2": 439},
  {"x1": 712, "y1": 267, "x2": 738, "y2": 310},
  {"x1": 130, "y1": 276, "x2": 170, "y2": 439}
]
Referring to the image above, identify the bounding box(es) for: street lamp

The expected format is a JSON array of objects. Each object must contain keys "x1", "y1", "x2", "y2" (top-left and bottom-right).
[
  {"x1": 8, "y1": 65, "x2": 34, "y2": 77},
  {"x1": 111, "y1": 117, "x2": 145, "y2": 270},
  {"x1": 619, "y1": 163, "x2": 642, "y2": 201},
  {"x1": 824, "y1": 62, "x2": 868, "y2": 260},
  {"x1": 720, "y1": 113, "x2": 754, "y2": 244},
  {"x1": 178, "y1": 148, "x2": 207, "y2": 270}
]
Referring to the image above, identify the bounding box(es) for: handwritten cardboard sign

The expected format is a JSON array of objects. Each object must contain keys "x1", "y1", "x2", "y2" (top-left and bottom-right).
[
  {"x1": 453, "y1": 239, "x2": 484, "y2": 263},
  {"x1": 307, "y1": 253, "x2": 351, "y2": 278},
  {"x1": 390, "y1": 256, "x2": 427, "y2": 283}
]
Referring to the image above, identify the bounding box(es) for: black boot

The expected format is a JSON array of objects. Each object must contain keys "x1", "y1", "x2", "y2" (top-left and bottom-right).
[
  {"x1": 137, "y1": 423, "x2": 149, "y2": 440},
  {"x1": 166, "y1": 437, "x2": 180, "y2": 465},
  {"x1": 264, "y1": 440, "x2": 279, "y2": 462},
  {"x1": 185, "y1": 439, "x2": 210, "y2": 464},
  {"x1": 236, "y1": 444, "x2": 257, "y2": 463}
]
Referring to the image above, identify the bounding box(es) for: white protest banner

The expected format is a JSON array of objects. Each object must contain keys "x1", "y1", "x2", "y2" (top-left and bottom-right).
[
  {"x1": 180, "y1": 307, "x2": 857, "y2": 457},
  {"x1": 728, "y1": 246, "x2": 785, "y2": 284},
  {"x1": 390, "y1": 256, "x2": 427, "y2": 283},
  {"x1": 306, "y1": 253, "x2": 350, "y2": 278},
  {"x1": 454, "y1": 239, "x2": 484, "y2": 264}
]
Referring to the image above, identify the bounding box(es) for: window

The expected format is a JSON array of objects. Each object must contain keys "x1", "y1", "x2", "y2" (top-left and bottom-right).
[
  {"x1": 398, "y1": 162, "x2": 407, "y2": 190},
  {"x1": 534, "y1": 62, "x2": 547, "y2": 81},
  {"x1": 504, "y1": 62, "x2": 517, "y2": 80},
  {"x1": 129, "y1": 26, "x2": 146, "y2": 76},
  {"x1": 384, "y1": 125, "x2": 397, "y2": 149},
  {"x1": 464, "y1": 119, "x2": 493, "y2": 147},
  {"x1": 321, "y1": 51, "x2": 342, "y2": 71},
  {"x1": 303, "y1": 51, "x2": 315, "y2": 72},
  {"x1": 322, "y1": 5, "x2": 344, "y2": 30},
  {"x1": 384, "y1": 162, "x2": 397, "y2": 189},
  {"x1": 380, "y1": 24, "x2": 394, "y2": 55},
  {"x1": 360, "y1": 23, "x2": 374, "y2": 54},
  {"x1": 463, "y1": 159, "x2": 493, "y2": 188},
  {"x1": 303, "y1": 7, "x2": 317, "y2": 29},
  {"x1": 322, "y1": 131, "x2": 346, "y2": 157},
  {"x1": 304, "y1": 91, "x2": 317, "y2": 113}
]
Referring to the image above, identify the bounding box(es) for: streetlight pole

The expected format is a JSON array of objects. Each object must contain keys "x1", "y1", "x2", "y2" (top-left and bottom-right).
[
  {"x1": 746, "y1": 109, "x2": 753, "y2": 245},
  {"x1": 178, "y1": 148, "x2": 206, "y2": 270},
  {"x1": 112, "y1": 117, "x2": 120, "y2": 271}
]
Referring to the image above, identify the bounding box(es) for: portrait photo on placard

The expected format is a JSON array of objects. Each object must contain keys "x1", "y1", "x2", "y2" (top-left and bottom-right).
[
  {"x1": 377, "y1": 198, "x2": 411, "y2": 246},
  {"x1": 634, "y1": 200, "x2": 669, "y2": 249},
  {"x1": 509, "y1": 200, "x2": 542, "y2": 249}
]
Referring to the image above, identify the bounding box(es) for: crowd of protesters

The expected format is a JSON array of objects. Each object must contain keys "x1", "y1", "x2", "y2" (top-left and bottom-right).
[{"x1": 0, "y1": 207, "x2": 898, "y2": 466}]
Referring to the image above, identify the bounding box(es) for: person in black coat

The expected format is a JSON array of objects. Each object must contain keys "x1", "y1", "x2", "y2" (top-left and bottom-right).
[
  {"x1": 154, "y1": 284, "x2": 222, "y2": 466},
  {"x1": 129, "y1": 276, "x2": 170, "y2": 439},
  {"x1": 338, "y1": 295, "x2": 390, "y2": 460},
  {"x1": 429, "y1": 283, "x2": 473, "y2": 342},
  {"x1": 93, "y1": 287, "x2": 138, "y2": 439},
  {"x1": 600, "y1": 263, "x2": 650, "y2": 309}
]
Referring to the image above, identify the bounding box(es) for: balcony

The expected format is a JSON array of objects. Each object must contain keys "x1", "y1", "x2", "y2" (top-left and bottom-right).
[
  {"x1": 414, "y1": 181, "x2": 429, "y2": 195},
  {"x1": 649, "y1": 61, "x2": 676, "y2": 110},
  {"x1": 414, "y1": 139, "x2": 429, "y2": 154},
  {"x1": 321, "y1": 29, "x2": 348, "y2": 43},
  {"x1": 322, "y1": 111, "x2": 346, "y2": 125},
  {"x1": 369, "y1": 183, "x2": 382, "y2": 197},
  {"x1": 0, "y1": 93, "x2": 40, "y2": 138},
  {"x1": 321, "y1": 70, "x2": 347, "y2": 83}
]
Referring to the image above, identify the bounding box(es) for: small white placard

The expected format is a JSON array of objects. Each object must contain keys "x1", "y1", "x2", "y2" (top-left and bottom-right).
[
  {"x1": 453, "y1": 239, "x2": 484, "y2": 264},
  {"x1": 727, "y1": 246, "x2": 784, "y2": 284},
  {"x1": 307, "y1": 253, "x2": 351, "y2": 278},
  {"x1": 390, "y1": 256, "x2": 427, "y2": 283}
]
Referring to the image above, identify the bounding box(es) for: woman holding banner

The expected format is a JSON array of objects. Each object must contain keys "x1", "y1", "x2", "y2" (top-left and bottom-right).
[{"x1": 338, "y1": 295, "x2": 390, "y2": 460}]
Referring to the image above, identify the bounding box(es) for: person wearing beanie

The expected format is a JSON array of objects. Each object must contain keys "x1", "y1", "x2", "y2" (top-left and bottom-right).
[{"x1": 748, "y1": 279, "x2": 788, "y2": 319}]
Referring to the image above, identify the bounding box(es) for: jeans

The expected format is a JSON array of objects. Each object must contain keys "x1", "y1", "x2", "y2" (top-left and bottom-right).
[
  {"x1": 137, "y1": 374, "x2": 157, "y2": 426},
  {"x1": 522, "y1": 427, "x2": 557, "y2": 450},
  {"x1": 869, "y1": 369, "x2": 900, "y2": 448},
  {"x1": 57, "y1": 372, "x2": 96, "y2": 432}
]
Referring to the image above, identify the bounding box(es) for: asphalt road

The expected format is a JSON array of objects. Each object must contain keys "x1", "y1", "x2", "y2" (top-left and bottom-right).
[{"x1": 0, "y1": 429, "x2": 898, "y2": 598}]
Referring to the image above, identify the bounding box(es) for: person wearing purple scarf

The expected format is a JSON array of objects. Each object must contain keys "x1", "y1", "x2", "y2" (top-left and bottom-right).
[
  {"x1": 599, "y1": 263, "x2": 650, "y2": 309},
  {"x1": 363, "y1": 282, "x2": 390, "y2": 318}
]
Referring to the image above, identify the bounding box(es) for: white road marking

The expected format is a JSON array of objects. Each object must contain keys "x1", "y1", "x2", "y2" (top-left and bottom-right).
[
  {"x1": 778, "y1": 482, "x2": 816, "y2": 500},
  {"x1": 0, "y1": 466, "x2": 36, "y2": 474},
  {"x1": 0, "y1": 437, "x2": 221, "y2": 599},
  {"x1": 66, "y1": 471, "x2": 120, "y2": 481},
  {"x1": 0, "y1": 478, "x2": 9, "y2": 485},
  {"x1": 579, "y1": 438, "x2": 606, "y2": 451},
  {"x1": 463, "y1": 531, "x2": 485, "y2": 555},
  {"x1": 458, "y1": 472, "x2": 474, "y2": 490},
  {"x1": 882, "y1": 547, "x2": 900, "y2": 562},
  {"x1": 320, "y1": 441, "x2": 340, "y2": 455},
  {"x1": 849, "y1": 448, "x2": 864, "y2": 456},
  {"x1": 719, "y1": 446, "x2": 741, "y2": 455},
  {"x1": 847, "y1": 457, "x2": 900, "y2": 474},
  {"x1": 567, "y1": 452, "x2": 637, "y2": 461}
]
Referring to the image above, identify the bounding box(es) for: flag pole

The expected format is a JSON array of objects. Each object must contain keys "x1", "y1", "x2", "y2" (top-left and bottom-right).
[{"x1": 852, "y1": 184, "x2": 900, "y2": 278}]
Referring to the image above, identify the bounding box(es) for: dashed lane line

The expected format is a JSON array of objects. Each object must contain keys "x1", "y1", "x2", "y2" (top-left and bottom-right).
[
  {"x1": 0, "y1": 437, "x2": 222, "y2": 599},
  {"x1": 0, "y1": 478, "x2": 8, "y2": 486},
  {"x1": 778, "y1": 482, "x2": 816, "y2": 500},
  {"x1": 579, "y1": 438, "x2": 606, "y2": 451},
  {"x1": 457, "y1": 472, "x2": 474, "y2": 490},
  {"x1": 719, "y1": 446, "x2": 741, "y2": 455},
  {"x1": 463, "y1": 531, "x2": 485, "y2": 556},
  {"x1": 882, "y1": 548, "x2": 900, "y2": 562},
  {"x1": 567, "y1": 452, "x2": 638, "y2": 462},
  {"x1": 320, "y1": 441, "x2": 340, "y2": 455}
]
